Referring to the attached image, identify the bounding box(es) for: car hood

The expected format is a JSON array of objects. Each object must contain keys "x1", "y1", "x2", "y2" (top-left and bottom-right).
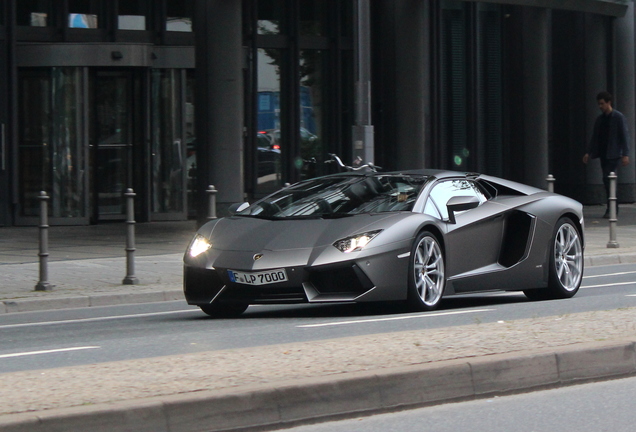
[{"x1": 200, "y1": 214, "x2": 399, "y2": 252}]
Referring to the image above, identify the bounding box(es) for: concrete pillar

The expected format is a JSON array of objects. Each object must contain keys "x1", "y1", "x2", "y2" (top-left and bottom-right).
[
  {"x1": 392, "y1": 0, "x2": 429, "y2": 169},
  {"x1": 194, "y1": 1, "x2": 244, "y2": 222},
  {"x1": 521, "y1": 7, "x2": 549, "y2": 189},
  {"x1": 613, "y1": 2, "x2": 636, "y2": 202}
]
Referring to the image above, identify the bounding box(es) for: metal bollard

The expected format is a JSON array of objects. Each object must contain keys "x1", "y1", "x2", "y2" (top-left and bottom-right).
[
  {"x1": 546, "y1": 174, "x2": 555, "y2": 193},
  {"x1": 207, "y1": 185, "x2": 217, "y2": 220},
  {"x1": 122, "y1": 188, "x2": 139, "y2": 284},
  {"x1": 35, "y1": 191, "x2": 53, "y2": 291},
  {"x1": 607, "y1": 172, "x2": 619, "y2": 248}
]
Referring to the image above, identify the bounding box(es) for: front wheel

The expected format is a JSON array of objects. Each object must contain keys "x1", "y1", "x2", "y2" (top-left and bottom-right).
[
  {"x1": 199, "y1": 302, "x2": 249, "y2": 318},
  {"x1": 407, "y1": 231, "x2": 446, "y2": 311}
]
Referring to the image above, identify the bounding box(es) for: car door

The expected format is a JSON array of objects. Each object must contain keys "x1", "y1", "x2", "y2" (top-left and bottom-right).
[{"x1": 424, "y1": 179, "x2": 507, "y2": 284}]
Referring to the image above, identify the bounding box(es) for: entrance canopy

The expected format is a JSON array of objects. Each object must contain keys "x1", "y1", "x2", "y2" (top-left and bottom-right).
[{"x1": 461, "y1": 0, "x2": 630, "y2": 17}]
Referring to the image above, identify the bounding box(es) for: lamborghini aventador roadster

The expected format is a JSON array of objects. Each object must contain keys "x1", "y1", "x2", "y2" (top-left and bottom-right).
[{"x1": 184, "y1": 170, "x2": 584, "y2": 317}]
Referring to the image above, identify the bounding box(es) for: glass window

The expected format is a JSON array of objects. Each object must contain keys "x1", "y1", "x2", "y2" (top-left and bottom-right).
[
  {"x1": 256, "y1": 47, "x2": 283, "y2": 195},
  {"x1": 91, "y1": 71, "x2": 135, "y2": 218},
  {"x1": 166, "y1": 0, "x2": 193, "y2": 32},
  {"x1": 118, "y1": 0, "x2": 149, "y2": 30},
  {"x1": 299, "y1": 50, "x2": 324, "y2": 179},
  {"x1": 68, "y1": 0, "x2": 101, "y2": 28},
  {"x1": 240, "y1": 175, "x2": 429, "y2": 219},
  {"x1": 18, "y1": 68, "x2": 86, "y2": 218},
  {"x1": 257, "y1": 0, "x2": 284, "y2": 35},
  {"x1": 151, "y1": 69, "x2": 184, "y2": 214},
  {"x1": 17, "y1": 0, "x2": 54, "y2": 27},
  {"x1": 425, "y1": 180, "x2": 487, "y2": 220},
  {"x1": 299, "y1": 0, "x2": 327, "y2": 36},
  {"x1": 186, "y1": 70, "x2": 196, "y2": 216}
]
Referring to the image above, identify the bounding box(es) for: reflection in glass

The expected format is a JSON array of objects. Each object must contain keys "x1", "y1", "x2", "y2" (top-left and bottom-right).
[
  {"x1": 17, "y1": 0, "x2": 54, "y2": 26},
  {"x1": 299, "y1": 50, "x2": 324, "y2": 180},
  {"x1": 299, "y1": 0, "x2": 327, "y2": 36},
  {"x1": 118, "y1": 0, "x2": 148, "y2": 30},
  {"x1": 92, "y1": 72, "x2": 133, "y2": 217},
  {"x1": 18, "y1": 68, "x2": 85, "y2": 218},
  {"x1": 257, "y1": 48, "x2": 283, "y2": 195},
  {"x1": 68, "y1": 0, "x2": 101, "y2": 28},
  {"x1": 152, "y1": 69, "x2": 184, "y2": 214},
  {"x1": 257, "y1": 0, "x2": 284, "y2": 35},
  {"x1": 166, "y1": 0, "x2": 193, "y2": 32}
]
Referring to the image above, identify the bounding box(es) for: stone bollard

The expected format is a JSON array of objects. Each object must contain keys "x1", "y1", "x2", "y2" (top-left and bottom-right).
[
  {"x1": 122, "y1": 188, "x2": 139, "y2": 284},
  {"x1": 35, "y1": 191, "x2": 53, "y2": 291},
  {"x1": 207, "y1": 185, "x2": 217, "y2": 220},
  {"x1": 607, "y1": 172, "x2": 619, "y2": 248},
  {"x1": 546, "y1": 174, "x2": 555, "y2": 193}
]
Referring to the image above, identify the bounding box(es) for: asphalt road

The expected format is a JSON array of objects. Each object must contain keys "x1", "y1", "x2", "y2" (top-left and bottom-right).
[
  {"x1": 277, "y1": 375, "x2": 636, "y2": 432},
  {"x1": 1, "y1": 262, "x2": 636, "y2": 374}
]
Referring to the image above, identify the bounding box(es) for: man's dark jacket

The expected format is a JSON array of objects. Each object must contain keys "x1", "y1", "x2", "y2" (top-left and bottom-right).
[{"x1": 588, "y1": 109, "x2": 630, "y2": 160}]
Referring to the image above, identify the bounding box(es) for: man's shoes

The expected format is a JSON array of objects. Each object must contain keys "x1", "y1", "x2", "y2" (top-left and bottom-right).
[{"x1": 603, "y1": 209, "x2": 610, "y2": 219}]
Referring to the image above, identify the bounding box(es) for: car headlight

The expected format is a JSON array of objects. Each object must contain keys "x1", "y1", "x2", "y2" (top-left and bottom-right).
[
  {"x1": 333, "y1": 230, "x2": 382, "y2": 253},
  {"x1": 188, "y1": 234, "x2": 212, "y2": 257}
]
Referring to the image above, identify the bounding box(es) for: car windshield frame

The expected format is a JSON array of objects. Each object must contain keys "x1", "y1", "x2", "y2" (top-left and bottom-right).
[{"x1": 236, "y1": 174, "x2": 431, "y2": 220}]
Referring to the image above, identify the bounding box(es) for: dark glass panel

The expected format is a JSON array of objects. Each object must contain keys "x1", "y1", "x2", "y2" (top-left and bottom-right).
[
  {"x1": 477, "y1": 3, "x2": 503, "y2": 176},
  {"x1": 17, "y1": 0, "x2": 54, "y2": 27},
  {"x1": 299, "y1": 0, "x2": 327, "y2": 36},
  {"x1": 440, "y1": 1, "x2": 469, "y2": 170},
  {"x1": 299, "y1": 50, "x2": 325, "y2": 179},
  {"x1": 118, "y1": 0, "x2": 149, "y2": 30},
  {"x1": 91, "y1": 71, "x2": 133, "y2": 217},
  {"x1": 68, "y1": 0, "x2": 102, "y2": 28},
  {"x1": 256, "y1": 47, "x2": 283, "y2": 195},
  {"x1": 19, "y1": 68, "x2": 85, "y2": 218},
  {"x1": 151, "y1": 69, "x2": 185, "y2": 214},
  {"x1": 257, "y1": 0, "x2": 284, "y2": 35},
  {"x1": 166, "y1": 0, "x2": 193, "y2": 32}
]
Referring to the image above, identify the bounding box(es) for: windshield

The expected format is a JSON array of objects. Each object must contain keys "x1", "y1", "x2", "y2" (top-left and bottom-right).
[{"x1": 237, "y1": 174, "x2": 430, "y2": 220}]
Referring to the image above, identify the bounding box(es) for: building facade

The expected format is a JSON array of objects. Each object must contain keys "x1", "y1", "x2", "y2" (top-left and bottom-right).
[{"x1": 0, "y1": 0, "x2": 634, "y2": 227}]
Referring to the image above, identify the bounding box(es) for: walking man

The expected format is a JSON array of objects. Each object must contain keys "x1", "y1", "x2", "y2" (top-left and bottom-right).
[{"x1": 582, "y1": 91, "x2": 630, "y2": 218}]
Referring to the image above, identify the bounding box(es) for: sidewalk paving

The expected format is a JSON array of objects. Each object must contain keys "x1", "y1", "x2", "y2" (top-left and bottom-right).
[{"x1": 1, "y1": 207, "x2": 636, "y2": 431}]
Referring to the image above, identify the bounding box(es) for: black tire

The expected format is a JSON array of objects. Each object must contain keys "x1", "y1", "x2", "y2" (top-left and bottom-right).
[
  {"x1": 407, "y1": 231, "x2": 446, "y2": 311},
  {"x1": 199, "y1": 302, "x2": 249, "y2": 318},
  {"x1": 524, "y1": 217, "x2": 583, "y2": 301}
]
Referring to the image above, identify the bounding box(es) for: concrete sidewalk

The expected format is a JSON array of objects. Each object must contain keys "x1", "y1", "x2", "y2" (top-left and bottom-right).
[{"x1": 1, "y1": 208, "x2": 636, "y2": 431}]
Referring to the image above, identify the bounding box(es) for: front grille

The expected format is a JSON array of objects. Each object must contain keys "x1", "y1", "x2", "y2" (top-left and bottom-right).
[
  {"x1": 308, "y1": 264, "x2": 373, "y2": 296},
  {"x1": 184, "y1": 266, "x2": 224, "y2": 303}
]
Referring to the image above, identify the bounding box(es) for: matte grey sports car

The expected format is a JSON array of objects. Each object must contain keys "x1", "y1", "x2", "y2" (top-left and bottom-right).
[{"x1": 184, "y1": 170, "x2": 584, "y2": 317}]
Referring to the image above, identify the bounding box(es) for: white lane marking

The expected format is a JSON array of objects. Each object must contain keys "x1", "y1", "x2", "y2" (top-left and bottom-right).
[
  {"x1": 582, "y1": 281, "x2": 636, "y2": 289},
  {"x1": 0, "y1": 346, "x2": 100, "y2": 359},
  {"x1": 297, "y1": 309, "x2": 495, "y2": 328},
  {"x1": 0, "y1": 309, "x2": 200, "y2": 330},
  {"x1": 584, "y1": 270, "x2": 636, "y2": 279}
]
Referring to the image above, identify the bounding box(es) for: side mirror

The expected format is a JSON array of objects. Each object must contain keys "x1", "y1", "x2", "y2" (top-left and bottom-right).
[
  {"x1": 446, "y1": 196, "x2": 480, "y2": 224},
  {"x1": 228, "y1": 202, "x2": 250, "y2": 215}
]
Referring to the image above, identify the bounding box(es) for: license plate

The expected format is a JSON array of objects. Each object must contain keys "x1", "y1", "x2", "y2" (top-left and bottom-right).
[{"x1": 227, "y1": 268, "x2": 288, "y2": 285}]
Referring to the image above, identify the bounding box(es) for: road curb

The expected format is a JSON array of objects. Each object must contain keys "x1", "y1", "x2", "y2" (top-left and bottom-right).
[
  {"x1": 584, "y1": 251, "x2": 636, "y2": 267},
  {"x1": 1, "y1": 339, "x2": 635, "y2": 432},
  {"x1": 0, "y1": 290, "x2": 183, "y2": 314}
]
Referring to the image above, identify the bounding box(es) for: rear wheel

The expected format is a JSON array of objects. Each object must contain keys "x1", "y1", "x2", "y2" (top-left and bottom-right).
[
  {"x1": 524, "y1": 217, "x2": 583, "y2": 301},
  {"x1": 199, "y1": 302, "x2": 249, "y2": 318},
  {"x1": 408, "y1": 231, "x2": 446, "y2": 311}
]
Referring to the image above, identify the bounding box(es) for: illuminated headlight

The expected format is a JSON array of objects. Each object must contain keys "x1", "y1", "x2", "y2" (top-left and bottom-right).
[
  {"x1": 333, "y1": 230, "x2": 382, "y2": 253},
  {"x1": 188, "y1": 234, "x2": 212, "y2": 257}
]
